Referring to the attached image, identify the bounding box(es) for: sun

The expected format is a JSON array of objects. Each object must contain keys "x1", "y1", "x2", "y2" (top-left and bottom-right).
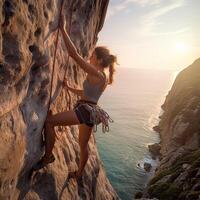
[{"x1": 174, "y1": 42, "x2": 189, "y2": 53}]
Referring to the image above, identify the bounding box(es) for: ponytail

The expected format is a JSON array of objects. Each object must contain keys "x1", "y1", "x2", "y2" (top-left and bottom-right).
[
  {"x1": 108, "y1": 54, "x2": 118, "y2": 85},
  {"x1": 109, "y1": 64, "x2": 115, "y2": 85}
]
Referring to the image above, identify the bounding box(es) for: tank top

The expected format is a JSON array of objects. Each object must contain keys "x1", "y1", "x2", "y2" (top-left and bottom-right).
[{"x1": 83, "y1": 71, "x2": 107, "y2": 103}]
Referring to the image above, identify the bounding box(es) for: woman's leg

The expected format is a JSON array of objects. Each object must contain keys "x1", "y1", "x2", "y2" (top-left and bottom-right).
[
  {"x1": 42, "y1": 110, "x2": 81, "y2": 161},
  {"x1": 76, "y1": 124, "x2": 93, "y2": 177},
  {"x1": 43, "y1": 122, "x2": 55, "y2": 159},
  {"x1": 46, "y1": 110, "x2": 80, "y2": 126}
]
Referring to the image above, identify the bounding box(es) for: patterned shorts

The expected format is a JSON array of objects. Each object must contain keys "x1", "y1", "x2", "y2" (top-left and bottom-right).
[{"x1": 73, "y1": 99, "x2": 97, "y2": 127}]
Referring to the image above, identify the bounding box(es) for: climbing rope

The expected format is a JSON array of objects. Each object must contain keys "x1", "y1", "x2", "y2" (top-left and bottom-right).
[
  {"x1": 42, "y1": 0, "x2": 73, "y2": 141},
  {"x1": 47, "y1": 0, "x2": 65, "y2": 112},
  {"x1": 63, "y1": 12, "x2": 73, "y2": 111},
  {"x1": 48, "y1": 0, "x2": 75, "y2": 112},
  {"x1": 91, "y1": 105, "x2": 114, "y2": 133},
  {"x1": 47, "y1": 1, "x2": 73, "y2": 112}
]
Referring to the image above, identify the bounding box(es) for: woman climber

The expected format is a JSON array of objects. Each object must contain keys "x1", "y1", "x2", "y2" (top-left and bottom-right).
[{"x1": 33, "y1": 16, "x2": 118, "y2": 180}]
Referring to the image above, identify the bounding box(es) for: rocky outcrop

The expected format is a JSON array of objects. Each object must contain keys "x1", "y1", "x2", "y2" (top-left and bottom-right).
[
  {"x1": 0, "y1": 0, "x2": 119, "y2": 199},
  {"x1": 140, "y1": 58, "x2": 200, "y2": 200},
  {"x1": 148, "y1": 143, "x2": 161, "y2": 160}
]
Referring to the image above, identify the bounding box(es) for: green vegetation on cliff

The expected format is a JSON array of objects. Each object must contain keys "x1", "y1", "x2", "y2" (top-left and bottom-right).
[{"x1": 147, "y1": 149, "x2": 200, "y2": 199}]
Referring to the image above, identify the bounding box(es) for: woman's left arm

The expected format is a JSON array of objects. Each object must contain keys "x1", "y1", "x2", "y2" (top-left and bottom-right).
[{"x1": 60, "y1": 22, "x2": 105, "y2": 81}]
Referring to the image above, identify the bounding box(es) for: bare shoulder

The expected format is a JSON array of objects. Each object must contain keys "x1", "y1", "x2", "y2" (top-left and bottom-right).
[
  {"x1": 87, "y1": 70, "x2": 106, "y2": 85},
  {"x1": 94, "y1": 70, "x2": 107, "y2": 85},
  {"x1": 97, "y1": 70, "x2": 108, "y2": 84}
]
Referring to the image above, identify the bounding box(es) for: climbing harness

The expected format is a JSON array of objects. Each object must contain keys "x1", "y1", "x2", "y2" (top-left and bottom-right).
[
  {"x1": 82, "y1": 103, "x2": 114, "y2": 133},
  {"x1": 91, "y1": 105, "x2": 114, "y2": 133}
]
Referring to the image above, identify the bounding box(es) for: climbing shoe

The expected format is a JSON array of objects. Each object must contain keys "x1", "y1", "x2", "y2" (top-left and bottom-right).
[
  {"x1": 67, "y1": 170, "x2": 82, "y2": 181},
  {"x1": 33, "y1": 154, "x2": 55, "y2": 171}
]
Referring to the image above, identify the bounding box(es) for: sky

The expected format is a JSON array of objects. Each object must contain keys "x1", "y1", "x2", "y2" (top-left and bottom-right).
[{"x1": 97, "y1": 0, "x2": 200, "y2": 71}]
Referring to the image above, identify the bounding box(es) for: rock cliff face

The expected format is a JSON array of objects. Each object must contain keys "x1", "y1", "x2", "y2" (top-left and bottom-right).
[
  {"x1": 142, "y1": 58, "x2": 200, "y2": 200},
  {"x1": 0, "y1": 0, "x2": 119, "y2": 199}
]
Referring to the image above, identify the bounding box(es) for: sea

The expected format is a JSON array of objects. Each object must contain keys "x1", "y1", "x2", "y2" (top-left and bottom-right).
[{"x1": 95, "y1": 67, "x2": 179, "y2": 200}]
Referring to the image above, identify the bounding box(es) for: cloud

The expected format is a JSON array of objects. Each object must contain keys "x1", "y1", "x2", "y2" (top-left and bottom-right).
[
  {"x1": 150, "y1": 27, "x2": 190, "y2": 36},
  {"x1": 105, "y1": 0, "x2": 186, "y2": 36},
  {"x1": 106, "y1": 1, "x2": 130, "y2": 19},
  {"x1": 106, "y1": 0, "x2": 161, "y2": 20},
  {"x1": 139, "y1": 0, "x2": 186, "y2": 36},
  {"x1": 106, "y1": 0, "x2": 183, "y2": 21},
  {"x1": 127, "y1": 0, "x2": 161, "y2": 7},
  {"x1": 144, "y1": 0, "x2": 184, "y2": 20}
]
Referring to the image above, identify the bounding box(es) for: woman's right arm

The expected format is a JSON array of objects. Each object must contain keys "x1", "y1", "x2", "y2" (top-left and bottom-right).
[
  {"x1": 67, "y1": 86, "x2": 83, "y2": 97},
  {"x1": 63, "y1": 80, "x2": 83, "y2": 97}
]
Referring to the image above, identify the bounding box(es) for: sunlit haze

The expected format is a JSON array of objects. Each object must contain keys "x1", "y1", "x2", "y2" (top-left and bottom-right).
[{"x1": 97, "y1": 0, "x2": 200, "y2": 71}]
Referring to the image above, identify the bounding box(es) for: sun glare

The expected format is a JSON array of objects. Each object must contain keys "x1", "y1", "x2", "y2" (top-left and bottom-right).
[{"x1": 174, "y1": 42, "x2": 189, "y2": 53}]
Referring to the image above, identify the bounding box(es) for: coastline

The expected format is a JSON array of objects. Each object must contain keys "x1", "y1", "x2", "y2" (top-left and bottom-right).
[{"x1": 137, "y1": 58, "x2": 200, "y2": 199}]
